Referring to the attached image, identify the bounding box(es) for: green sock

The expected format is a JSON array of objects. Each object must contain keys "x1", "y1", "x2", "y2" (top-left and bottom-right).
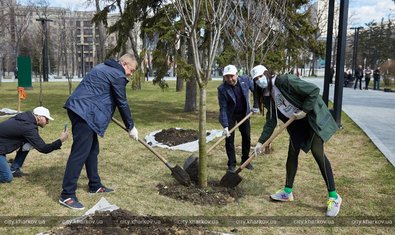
[
  {"x1": 328, "y1": 190, "x2": 338, "y2": 199},
  {"x1": 284, "y1": 187, "x2": 292, "y2": 194}
]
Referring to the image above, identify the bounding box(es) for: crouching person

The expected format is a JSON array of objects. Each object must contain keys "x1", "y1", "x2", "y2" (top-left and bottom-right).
[{"x1": 0, "y1": 106, "x2": 69, "y2": 183}]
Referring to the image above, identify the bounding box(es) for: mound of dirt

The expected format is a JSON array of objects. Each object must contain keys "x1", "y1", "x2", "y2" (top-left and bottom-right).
[
  {"x1": 157, "y1": 181, "x2": 243, "y2": 206},
  {"x1": 154, "y1": 128, "x2": 209, "y2": 147},
  {"x1": 50, "y1": 209, "x2": 216, "y2": 235}
]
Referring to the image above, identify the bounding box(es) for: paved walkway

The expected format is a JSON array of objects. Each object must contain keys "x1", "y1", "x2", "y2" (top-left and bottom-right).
[{"x1": 305, "y1": 78, "x2": 395, "y2": 167}]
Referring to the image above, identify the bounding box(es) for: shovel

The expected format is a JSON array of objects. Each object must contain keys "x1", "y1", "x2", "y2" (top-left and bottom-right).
[
  {"x1": 111, "y1": 117, "x2": 191, "y2": 186},
  {"x1": 183, "y1": 112, "x2": 253, "y2": 184},
  {"x1": 220, "y1": 116, "x2": 296, "y2": 188}
]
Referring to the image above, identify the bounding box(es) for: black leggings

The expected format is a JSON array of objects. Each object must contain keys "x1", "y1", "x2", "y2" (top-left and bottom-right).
[{"x1": 281, "y1": 114, "x2": 336, "y2": 192}]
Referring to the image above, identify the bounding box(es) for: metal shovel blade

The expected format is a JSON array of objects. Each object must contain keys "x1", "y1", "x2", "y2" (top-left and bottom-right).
[
  {"x1": 170, "y1": 164, "x2": 192, "y2": 186},
  {"x1": 183, "y1": 154, "x2": 198, "y2": 170},
  {"x1": 183, "y1": 154, "x2": 199, "y2": 184},
  {"x1": 219, "y1": 171, "x2": 243, "y2": 188}
]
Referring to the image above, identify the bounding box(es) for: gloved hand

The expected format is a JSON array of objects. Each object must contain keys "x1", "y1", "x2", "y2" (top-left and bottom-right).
[
  {"x1": 293, "y1": 110, "x2": 307, "y2": 120},
  {"x1": 129, "y1": 126, "x2": 139, "y2": 140},
  {"x1": 22, "y1": 143, "x2": 34, "y2": 151},
  {"x1": 222, "y1": 127, "x2": 230, "y2": 138},
  {"x1": 254, "y1": 142, "x2": 263, "y2": 157},
  {"x1": 252, "y1": 108, "x2": 260, "y2": 114}
]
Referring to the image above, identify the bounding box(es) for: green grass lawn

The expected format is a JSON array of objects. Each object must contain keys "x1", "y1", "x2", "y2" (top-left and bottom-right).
[{"x1": 0, "y1": 80, "x2": 394, "y2": 234}]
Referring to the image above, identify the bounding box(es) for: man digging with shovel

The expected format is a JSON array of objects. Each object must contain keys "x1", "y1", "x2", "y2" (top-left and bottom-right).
[{"x1": 59, "y1": 54, "x2": 139, "y2": 210}]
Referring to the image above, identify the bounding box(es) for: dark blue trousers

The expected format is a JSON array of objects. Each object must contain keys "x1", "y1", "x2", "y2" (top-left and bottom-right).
[
  {"x1": 61, "y1": 109, "x2": 102, "y2": 199},
  {"x1": 225, "y1": 114, "x2": 251, "y2": 167}
]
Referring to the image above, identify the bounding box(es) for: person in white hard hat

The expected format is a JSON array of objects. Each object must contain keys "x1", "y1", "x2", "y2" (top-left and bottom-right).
[
  {"x1": 251, "y1": 65, "x2": 342, "y2": 217},
  {"x1": 218, "y1": 64, "x2": 258, "y2": 172},
  {"x1": 0, "y1": 106, "x2": 69, "y2": 183}
]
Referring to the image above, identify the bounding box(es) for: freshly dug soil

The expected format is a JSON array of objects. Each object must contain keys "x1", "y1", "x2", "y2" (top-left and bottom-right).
[
  {"x1": 154, "y1": 128, "x2": 209, "y2": 146},
  {"x1": 50, "y1": 209, "x2": 216, "y2": 235},
  {"x1": 157, "y1": 181, "x2": 243, "y2": 206}
]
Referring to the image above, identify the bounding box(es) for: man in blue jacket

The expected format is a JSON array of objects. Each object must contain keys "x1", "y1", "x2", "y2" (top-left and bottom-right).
[
  {"x1": 59, "y1": 53, "x2": 138, "y2": 210},
  {"x1": 0, "y1": 106, "x2": 69, "y2": 183},
  {"x1": 218, "y1": 64, "x2": 256, "y2": 172}
]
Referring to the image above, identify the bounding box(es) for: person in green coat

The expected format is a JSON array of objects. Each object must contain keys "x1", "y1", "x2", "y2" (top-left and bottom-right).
[{"x1": 251, "y1": 65, "x2": 342, "y2": 217}]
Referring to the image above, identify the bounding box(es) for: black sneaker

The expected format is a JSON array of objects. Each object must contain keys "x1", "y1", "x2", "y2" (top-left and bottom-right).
[
  {"x1": 227, "y1": 166, "x2": 236, "y2": 173},
  {"x1": 11, "y1": 169, "x2": 28, "y2": 177},
  {"x1": 89, "y1": 186, "x2": 114, "y2": 193},
  {"x1": 245, "y1": 163, "x2": 254, "y2": 170}
]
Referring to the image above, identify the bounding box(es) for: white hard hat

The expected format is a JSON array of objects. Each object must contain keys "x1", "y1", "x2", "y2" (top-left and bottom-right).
[
  {"x1": 223, "y1": 65, "x2": 238, "y2": 76},
  {"x1": 250, "y1": 65, "x2": 268, "y2": 79},
  {"x1": 33, "y1": 106, "x2": 54, "y2": 120}
]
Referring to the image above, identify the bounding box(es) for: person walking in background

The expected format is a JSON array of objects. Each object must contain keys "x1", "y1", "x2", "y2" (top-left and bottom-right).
[
  {"x1": 218, "y1": 64, "x2": 257, "y2": 172},
  {"x1": 329, "y1": 67, "x2": 335, "y2": 84},
  {"x1": 59, "y1": 53, "x2": 139, "y2": 210},
  {"x1": 251, "y1": 64, "x2": 342, "y2": 217},
  {"x1": 364, "y1": 66, "x2": 372, "y2": 90},
  {"x1": 354, "y1": 65, "x2": 364, "y2": 90},
  {"x1": 0, "y1": 106, "x2": 69, "y2": 183},
  {"x1": 373, "y1": 66, "x2": 381, "y2": 90}
]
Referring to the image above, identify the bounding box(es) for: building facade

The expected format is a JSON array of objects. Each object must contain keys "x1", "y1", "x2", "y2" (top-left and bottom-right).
[{"x1": 0, "y1": 0, "x2": 139, "y2": 79}]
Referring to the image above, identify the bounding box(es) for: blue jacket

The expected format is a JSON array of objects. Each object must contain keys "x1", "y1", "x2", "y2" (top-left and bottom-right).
[
  {"x1": 217, "y1": 76, "x2": 254, "y2": 128},
  {"x1": 64, "y1": 59, "x2": 134, "y2": 137},
  {"x1": 0, "y1": 112, "x2": 62, "y2": 155}
]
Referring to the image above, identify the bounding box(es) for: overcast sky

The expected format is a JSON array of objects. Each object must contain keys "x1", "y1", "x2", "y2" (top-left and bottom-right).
[{"x1": 49, "y1": 0, "x2": 395, "y2": 27}]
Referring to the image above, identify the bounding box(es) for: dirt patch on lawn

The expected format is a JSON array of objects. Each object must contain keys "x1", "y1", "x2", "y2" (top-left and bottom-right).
[
  {"x1": 154, "y1": 128, "x2": 210, "y2": 146},
  {"x1": 157, "y1": 181, "x2": 243, "y2": 206},
  {"x1": 50, "y1": 209, "x2": 216, "y2": 235}
]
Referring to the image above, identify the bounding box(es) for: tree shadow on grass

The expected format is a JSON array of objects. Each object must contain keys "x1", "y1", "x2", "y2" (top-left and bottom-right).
[
  {"x1": 25, "y1": 165, "x2": 86, "y2": 203},
  {"x1": 114, "y1": 100, "x2": 219, "y2": 128}
]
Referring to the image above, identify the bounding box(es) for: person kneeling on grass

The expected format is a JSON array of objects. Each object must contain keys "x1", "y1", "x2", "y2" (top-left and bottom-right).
[
  {"x1": 0, "y1": 106, "x2": 69, "y2": 183},
  {"x1": 251, "y1": 65, "x2": 342, "y2": 217}
]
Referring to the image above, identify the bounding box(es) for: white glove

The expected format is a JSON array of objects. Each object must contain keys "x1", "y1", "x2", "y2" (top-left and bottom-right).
[
  {"x1": 254, "y1": 142, "x2": 263, "y2": 157},
  {"x1": 129, "y1": 126, "x2": 138, "y2": 140},
  {"x1": 22, "y1": 143, "x2": 34, "y2": 151},
  {"x1": 293, "y1": 110, "x2": 307, "y2": 120},
  {"x1": 252, "y1": 108, "x2": 260, "y2": 114},
  {"x1": 222, "y1": 127, "x2": 230, "y2": 138}
]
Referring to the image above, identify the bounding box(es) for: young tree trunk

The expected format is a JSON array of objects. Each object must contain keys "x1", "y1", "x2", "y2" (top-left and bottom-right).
[{"x1": 198, "y1": 87, "x2": 207, "y2": 187}]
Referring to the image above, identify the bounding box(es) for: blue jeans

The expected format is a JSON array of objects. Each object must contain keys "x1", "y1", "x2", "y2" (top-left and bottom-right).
[
  {"x1": 0, "y1": 155, "x2": 13, "y2": 183},
  {"x1": 373, "y1": 78, "x2": 380, "y2": 90},
  {"x1": 10, "y1": 150, "x2": 29, "y2": 171}
]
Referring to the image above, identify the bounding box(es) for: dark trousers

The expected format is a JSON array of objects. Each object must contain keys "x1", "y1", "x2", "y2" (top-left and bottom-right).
[
  {"x1": 354, "y1": 77, "x2": 362, "y2": 90},
  {"x1": 284, "y1": 116, "x2": 336, "y2": 192},
  {"x1": 364, "y1": 77, "x2": 371, "y2": 89},
  {"x1": 10, "y1": 149, "x2": 29, "y2": 171},
  {"x1": 61, "y1": 109, "x2": 102, "y2": 199},
  {"x1": 225, "y1": 114, "x2": 251, "y2": 167}
]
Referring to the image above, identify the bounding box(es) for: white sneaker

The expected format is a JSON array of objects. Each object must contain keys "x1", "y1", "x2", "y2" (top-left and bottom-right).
[
  {"x1": 270, "y1": 189, "x2": 294, "y2": 202},
  {"x1": 326, "y1": 194, "x2": 342, "y2": 217}
]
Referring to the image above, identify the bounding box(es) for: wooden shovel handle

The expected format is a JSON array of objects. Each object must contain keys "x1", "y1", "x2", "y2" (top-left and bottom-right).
[
  {"x1": 111, "y1": 117, "x2": 170, "y2": 166},
  {"x1": 238, "y1": 116, "x2": 296, "y2": 171},
  {"x1": 207, "y1": 111, "x2": 253, "y2": 153}
]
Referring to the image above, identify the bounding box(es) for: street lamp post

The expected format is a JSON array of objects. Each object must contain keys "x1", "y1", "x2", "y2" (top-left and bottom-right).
[
  {"x1": 350, "y1": 26, "x2": 363, "y2": 77},
  {"x1": 36, "y1": 18, "x2": 53, "y2": 82}
]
